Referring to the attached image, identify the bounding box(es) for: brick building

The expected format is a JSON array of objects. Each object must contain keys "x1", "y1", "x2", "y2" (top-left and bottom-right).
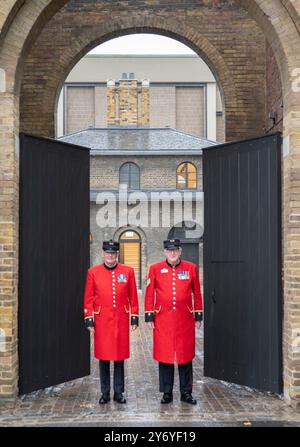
[
  {"x1": 57, "y1": 54, "x2": 224, "y2": 142},
  {"x1": 60, "y1": 126, "x2": 215, "y2": 288}
]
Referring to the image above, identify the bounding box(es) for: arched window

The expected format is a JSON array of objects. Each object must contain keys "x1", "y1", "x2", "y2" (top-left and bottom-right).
[
  {"x1": 176, "y1": 162, "x2": 197, "y2": 189},
  {"x1": 119, "y1": 162, "x2": 140, "y2": 190}
]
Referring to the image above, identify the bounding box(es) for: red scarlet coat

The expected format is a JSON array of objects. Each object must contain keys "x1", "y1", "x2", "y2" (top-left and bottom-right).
[
  {"x1": 83, "y1": 263, "x2": 139, "y2": 361},
  {"x1": 144, "y1": 260, "x2": 203, "y2": 365}
]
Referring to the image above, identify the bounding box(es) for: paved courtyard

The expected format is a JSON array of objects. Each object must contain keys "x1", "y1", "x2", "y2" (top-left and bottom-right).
[{"x1": 0, "y1": 298, "x2": 300, "y2": 427}]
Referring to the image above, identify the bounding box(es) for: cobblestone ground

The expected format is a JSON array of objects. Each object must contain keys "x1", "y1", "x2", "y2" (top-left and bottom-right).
[{"x1": 1, "y1": 298, "x2": 300, "y2": 427}]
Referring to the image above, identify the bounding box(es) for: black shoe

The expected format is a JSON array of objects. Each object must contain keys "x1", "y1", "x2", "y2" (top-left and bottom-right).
[
  {"x1": 161, "y1": 393, "x2": 173, "y2": 404},
  {"x1": 181, "y1": 392, "x2": 197, "y2": 405},
  {"x1": 113, "y1": 393, "x2": 127, "y2": 404},
  {"x1": 99, "y1": 394, "x2": 110, "y2": 404}
]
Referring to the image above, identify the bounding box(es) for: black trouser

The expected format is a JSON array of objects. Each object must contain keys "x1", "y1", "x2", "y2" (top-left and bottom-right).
[
  {"x1": 159, "y1": 361, "x2": 193, "y2": 395},
  {"x1": 99, "y1": 360, "x2": 125, "y2": 396}
]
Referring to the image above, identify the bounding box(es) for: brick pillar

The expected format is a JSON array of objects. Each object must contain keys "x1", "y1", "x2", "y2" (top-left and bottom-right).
[
  {"x1": 107, "y1": 79, "x2": 118, "y2": 126},
  {"x1": 0, "y1": 91, "x2": 19, "y2": 400},
  {"x1": 138, "y1": 79, "x2": 150, "y2": 126},
  {"x1": 283, "y1": 110, "x2": 300, "y2": 409}
]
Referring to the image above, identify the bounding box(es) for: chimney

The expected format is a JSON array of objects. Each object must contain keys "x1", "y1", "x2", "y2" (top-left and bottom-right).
[
  {"x1": 119, "y1": 78, "x2": 138, "y2": 125},
  {"x1": 139, "y1": 79, "x2": 150, "y2": 126},
  {"x1": 106, "y1": 75, "x2": 150, "y2": 126},
  {"x1": 107, "y1": 79, "x2": 119, "y2": 126}
]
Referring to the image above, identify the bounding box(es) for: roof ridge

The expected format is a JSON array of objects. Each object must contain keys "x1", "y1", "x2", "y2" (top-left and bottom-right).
[
  {"x1": 60, "y1": 126, "x2": 215, "y2": 143},
  {"x1": 59, "y1": 128, "x2": 90, "y2": 139}
]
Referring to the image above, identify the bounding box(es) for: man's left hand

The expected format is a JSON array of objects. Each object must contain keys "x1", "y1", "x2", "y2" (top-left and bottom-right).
[
  {"x1": 195, "y1": 321, "x2": 201, "y2": 329},
  {"x1": 131, "y1": 325, "x2": 138, "y2": 331}
]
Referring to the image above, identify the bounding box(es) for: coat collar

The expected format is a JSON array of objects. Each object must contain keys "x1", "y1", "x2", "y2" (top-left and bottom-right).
[
  {"x1": 166, "y1": 259, "x2": 182, "y2": 269},
  {"x1": 103, "y1": 262, "x2": 118, "y2": 270}
]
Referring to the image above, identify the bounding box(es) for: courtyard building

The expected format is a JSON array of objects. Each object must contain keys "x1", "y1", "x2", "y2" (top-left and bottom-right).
[
  {"x1": 60, "y1": 126, "x2": 215, "y2": 288},
  {"x1": 56, "y1": 54, "x2": 224, "y2": 142}
]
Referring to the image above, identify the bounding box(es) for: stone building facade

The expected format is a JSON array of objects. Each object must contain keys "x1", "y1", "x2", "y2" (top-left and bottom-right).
[
  {"x1": 60, "y1": 127, "x2": 212, "y2": 289},
  {"x1": 57, "y1": 54, "x2": 224, "y2": 141}
]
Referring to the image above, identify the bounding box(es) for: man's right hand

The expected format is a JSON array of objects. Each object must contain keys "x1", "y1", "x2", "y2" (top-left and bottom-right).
[{"x1": 146, "y1": 322, "x2": 155, "y2": 329}]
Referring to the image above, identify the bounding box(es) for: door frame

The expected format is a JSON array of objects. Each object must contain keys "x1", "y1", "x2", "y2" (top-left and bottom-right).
[{"x1": 119, "y1": 229, "x2": 142, "y2": 289}]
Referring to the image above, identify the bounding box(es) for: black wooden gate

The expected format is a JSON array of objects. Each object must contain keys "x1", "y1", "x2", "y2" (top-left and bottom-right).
[
  {"x1": 19, "y1": 134, "x2": 90, "y2": 395},
  {"x1": 202, "y1": 133, "x2": 282, "y2": 394}
]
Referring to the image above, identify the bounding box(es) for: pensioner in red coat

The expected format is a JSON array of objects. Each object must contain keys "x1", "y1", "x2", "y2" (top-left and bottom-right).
[
  {"x1": 83, "y1": 263, "x2": 139, "y2": 361},
  {"x1": 144, "y1": 259, "x2": 203, "y2": 365}
]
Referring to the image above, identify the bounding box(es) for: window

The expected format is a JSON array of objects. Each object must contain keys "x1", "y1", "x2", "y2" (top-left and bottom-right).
[
  {"x1": 176, "y1": 162, "x2": 197, "y2": 189},
  {"x1": 119, "y1": 162, "x2": 140, "y2": 190}
]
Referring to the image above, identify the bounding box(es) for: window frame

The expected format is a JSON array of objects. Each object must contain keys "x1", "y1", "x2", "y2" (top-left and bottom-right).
[
  {"x1": 119, "y1": 162, "x2": 141, "y2": 190},
  {"x1": 176, "y1": 161, "x2": 197, "y2": 190}
]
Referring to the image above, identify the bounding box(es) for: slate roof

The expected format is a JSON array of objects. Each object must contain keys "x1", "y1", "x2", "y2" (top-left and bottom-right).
[{"x1": 59, "y1": 127, "x2": 216, "y2": 155}]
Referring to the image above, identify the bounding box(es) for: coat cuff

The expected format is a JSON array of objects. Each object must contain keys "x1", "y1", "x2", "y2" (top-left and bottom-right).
[
  {"x1": 145, "y1": 311, "x2": 154, "y2": 322},
  {"x1": 131, "y1": 315, "x2": 139, "y2": 326},
  {"x1": 84, "y1": 316, "x2": 94, "y2": 328},
  {"x1": 194, "y1": 311, "x2": 203, "y2": 322}
]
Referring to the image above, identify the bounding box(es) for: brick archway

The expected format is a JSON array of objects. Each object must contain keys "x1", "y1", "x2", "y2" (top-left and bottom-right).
[
  {"x1": 19, "y1": 18, "x2": 241, "y2": 140},
  {"x1": 1, "y1": 0, "x2": 300, "y2": 409},
  {"x1": 1, "y1": 1, "x2": 299, "y2": 96}
]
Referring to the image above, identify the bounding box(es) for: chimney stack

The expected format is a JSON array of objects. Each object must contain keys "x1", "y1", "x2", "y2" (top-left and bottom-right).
[{"x1": 107, "y1": 75, "x2": 150, "y2": 126}]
